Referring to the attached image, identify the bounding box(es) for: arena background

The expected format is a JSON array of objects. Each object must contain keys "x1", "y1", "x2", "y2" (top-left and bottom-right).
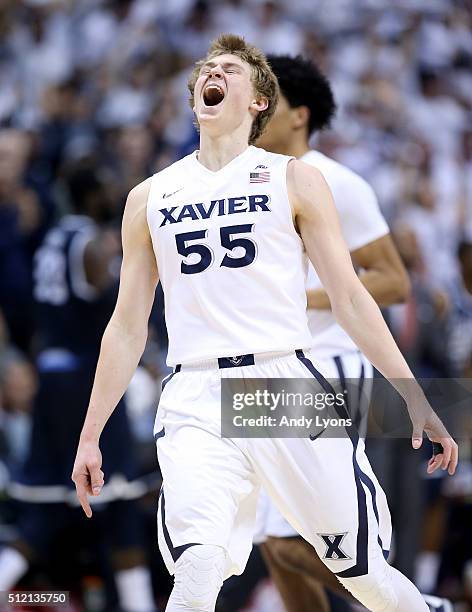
[{"x1": 0, "y1": 0, "x2": 471, "y2": 610}]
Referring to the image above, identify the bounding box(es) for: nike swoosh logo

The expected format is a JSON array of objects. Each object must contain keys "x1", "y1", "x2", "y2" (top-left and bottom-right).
[
  {"x1": 309, "y1": 428, "x2": 326, "y2": 442},
  {"x1": 162, "y1": 188, "x2": 183, "y2": 199}
]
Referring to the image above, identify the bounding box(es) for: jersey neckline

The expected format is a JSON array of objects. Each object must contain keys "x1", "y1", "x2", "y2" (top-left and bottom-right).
[{"x1": 190, "y1": 145, "x2": 256, "y2": 177}]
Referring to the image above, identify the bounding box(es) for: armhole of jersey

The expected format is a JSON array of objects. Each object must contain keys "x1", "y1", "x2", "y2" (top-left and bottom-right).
[
  {"x1": 68, "y1": 229, "x2": 99, "y2": 301},
  {"x1": 281, "y1": 156, "x2": 303, "y2": 240}
]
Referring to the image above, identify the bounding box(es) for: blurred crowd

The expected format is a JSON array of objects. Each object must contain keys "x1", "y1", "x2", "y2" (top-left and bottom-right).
[{"x1": 0, "y1": 0, "x2": 471, "y2": 610}]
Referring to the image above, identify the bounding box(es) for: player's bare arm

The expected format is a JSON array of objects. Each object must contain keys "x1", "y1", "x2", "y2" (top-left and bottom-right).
[
  {"x1": 288, "y1": 159, "x2": 458, "y2": 474},
  {"x1": 307, "y1": 233, "x2": 410, "y2": 310},
  {"x1": 72, "y1": 178, "x2": 158, "y2": 517}
]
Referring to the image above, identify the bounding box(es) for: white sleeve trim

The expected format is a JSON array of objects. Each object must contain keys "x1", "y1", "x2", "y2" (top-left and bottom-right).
[{"x1": 68, "y1": 229, "x2": 99, "y2": 301}]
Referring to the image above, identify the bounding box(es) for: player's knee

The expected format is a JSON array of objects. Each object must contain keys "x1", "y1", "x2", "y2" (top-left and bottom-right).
[
  {"x1": 173, "y1": 544, "x2": 225, "y2": 611},
  {"x1": 337, "y1": 561, "x2": 398, "y2": 612}
]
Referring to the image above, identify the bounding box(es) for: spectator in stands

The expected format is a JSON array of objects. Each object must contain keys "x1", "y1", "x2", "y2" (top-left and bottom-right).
[
  {"x1": 0, "y1": 129, "x2": 42, "y2": 351},
  {"x1": 0, "y1": 0, "x2": 470, "y2": 606},
  {"x1": 447, "y1": 241, "x2": 472, "y2": 377},
  {"x1": 0, "y1": 166, "x2": 157, "y2": 612}
]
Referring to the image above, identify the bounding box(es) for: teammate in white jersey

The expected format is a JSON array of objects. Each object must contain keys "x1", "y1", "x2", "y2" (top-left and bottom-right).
[
  {"x1": 255, "y1": 54, "x2": 453, "y2": 612},
  {"x1": 72, "y1": 35, "x2": 457, "y2": 612}
]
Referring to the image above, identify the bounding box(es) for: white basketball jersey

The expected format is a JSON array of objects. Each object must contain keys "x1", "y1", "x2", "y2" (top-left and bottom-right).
[
  {"x1": 147, "y1": 146, "x2": 313, "y2": 366},
  {"x1": 302, "y1": 150, "x2": 389, "y2": 358}
]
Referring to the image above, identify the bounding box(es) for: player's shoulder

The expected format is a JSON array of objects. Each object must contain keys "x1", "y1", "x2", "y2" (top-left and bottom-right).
[
  {"x1": 286, "y1": 156, "x2": 325, "y2": 190},
  {"x1": 302, "y1": 150, "x2": 377, "y2": 204},
  {"x1": 121, "y1": 178, "x2": 155, "y2": 245},
  {"x1": 285, "y1": 158, "x2": 327, "y2": 215},
  {"x1": 122, "y1": 176, "x2": 156, "y2": 234},
  {"x1": 124, "y1": 177, "x2": 153, "y2": 218}
]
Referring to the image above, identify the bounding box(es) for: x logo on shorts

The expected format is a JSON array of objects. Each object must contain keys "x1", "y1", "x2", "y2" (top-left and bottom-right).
[{"x1": 317, "y1": 532, "x2": 351, "y2": 560}]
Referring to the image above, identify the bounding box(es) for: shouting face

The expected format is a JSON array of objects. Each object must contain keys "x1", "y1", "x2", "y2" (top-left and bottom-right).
[{"x1": 193, "y1": 53, "x2": 268, "y2": 139}]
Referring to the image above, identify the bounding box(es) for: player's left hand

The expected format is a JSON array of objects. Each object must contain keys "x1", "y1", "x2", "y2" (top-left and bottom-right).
[{"x1": 408, "y1": 397, "x2": 458, "y2": 476}]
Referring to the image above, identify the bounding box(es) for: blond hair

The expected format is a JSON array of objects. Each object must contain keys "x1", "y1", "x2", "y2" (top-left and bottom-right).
[{"x1": 188, "y1": 34, "x2": 279, "y2": 144}]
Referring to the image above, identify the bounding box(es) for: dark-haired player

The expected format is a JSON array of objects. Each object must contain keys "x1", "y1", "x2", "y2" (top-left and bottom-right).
[
  {"x1": 256, "y1": 54, "x2": 453, "y2": 612},
  {"x1": 0, "y1": 168, "x2": 156, "y2": 612}
]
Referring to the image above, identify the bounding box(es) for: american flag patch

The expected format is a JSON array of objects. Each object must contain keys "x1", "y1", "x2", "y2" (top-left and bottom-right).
[{"x1": 249, "y1": 171, "x2": 270, "y2": 183}]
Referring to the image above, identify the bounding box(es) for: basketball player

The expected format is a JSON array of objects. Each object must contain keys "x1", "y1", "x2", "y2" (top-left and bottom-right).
[
  {"x1": 255, "y1": 54, "x2": 453, "y2": 612},
  {"x1": 72, "y1": 35, "x2": 457, "y2": 612},
  {"x1": 0, "y1": 168, "x2": 156, "y2": 612}
]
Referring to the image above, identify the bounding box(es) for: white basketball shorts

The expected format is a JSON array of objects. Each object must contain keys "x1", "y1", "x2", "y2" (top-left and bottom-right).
[
  {"x1": 254, "y1": 351, "x2": 388, "y2": 544},
  {"x1": 155, "y1": 349, "x2": 391, "y2": 581}
]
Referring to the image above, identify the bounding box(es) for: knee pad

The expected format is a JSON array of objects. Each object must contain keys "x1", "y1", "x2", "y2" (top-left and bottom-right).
[
  {"x1": 172, "y1": 544, "x2": 225, "y2": 611},
  {"x1": 337, "y1": 560, "x2": 398, "y2": 612}
]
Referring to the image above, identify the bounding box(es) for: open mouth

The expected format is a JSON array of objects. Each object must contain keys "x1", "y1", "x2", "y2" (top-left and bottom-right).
[{"x1": 203, "y1": 84, "x2": 225, "y2": 107}]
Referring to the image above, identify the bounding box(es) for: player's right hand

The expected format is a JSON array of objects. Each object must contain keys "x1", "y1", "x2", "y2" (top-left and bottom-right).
[{"x1": 71, "y1": 441, "x2": 104, "y2": 518}]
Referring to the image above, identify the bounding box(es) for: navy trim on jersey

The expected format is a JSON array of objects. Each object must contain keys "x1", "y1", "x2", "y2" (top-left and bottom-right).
[
  {"x1": 159, "y1": 488, "x2": 199, "y2": 562},
  {"x1": 154, "y1": 427, "x2": 165, "y2": 443}
]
